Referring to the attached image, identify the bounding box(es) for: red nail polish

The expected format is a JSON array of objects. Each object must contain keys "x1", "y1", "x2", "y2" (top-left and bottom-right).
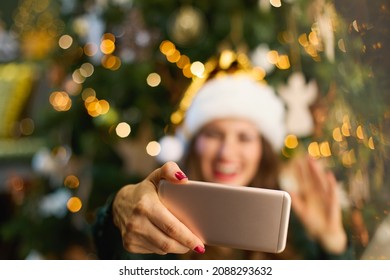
[
  {"x1": 193, "y1": 246, "x2": 205, "y2": 254},
  {"x1": 175, "y1": 171, "x2": 187, "y2": 180}
]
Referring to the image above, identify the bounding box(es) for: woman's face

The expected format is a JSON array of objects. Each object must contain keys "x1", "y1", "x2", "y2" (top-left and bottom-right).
[{"x1": 194, "y1": 118, "x2": 262, "y2": 186}]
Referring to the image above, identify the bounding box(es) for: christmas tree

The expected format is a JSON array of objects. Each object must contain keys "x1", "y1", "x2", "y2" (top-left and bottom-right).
[{"x1": 0, "y1": 0, "x2": 389, "y2": 259}]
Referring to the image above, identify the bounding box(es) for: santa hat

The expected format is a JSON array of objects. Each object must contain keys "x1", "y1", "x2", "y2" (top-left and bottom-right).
[{"x1": 157, "y1": 51, "x2": 286, "y2": 163}]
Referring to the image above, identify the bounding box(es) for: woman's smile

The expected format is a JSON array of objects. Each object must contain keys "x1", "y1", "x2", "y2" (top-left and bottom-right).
[{"x1": 195, "y1": 118, "x2": 262, "y2": 186}]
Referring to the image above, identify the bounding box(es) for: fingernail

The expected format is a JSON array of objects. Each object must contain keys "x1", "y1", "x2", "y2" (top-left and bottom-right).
[
  {"x1": 175, "y1": 171, "x2": 187, "y2": 180},
  {"x1": 193, "y1": 245, "x2": 205, "y2": 254}
]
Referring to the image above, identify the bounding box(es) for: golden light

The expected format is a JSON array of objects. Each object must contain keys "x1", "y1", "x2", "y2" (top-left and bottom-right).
[
  {"x1": 116, "y1": 122, "x2": 131, "y2": 138},
  {"x1": 58, "y1": 34, "x2": 73, "y2": 49},
  {"x1": 49, "y1": 91, "x2": 72, "y2": 111},
  {"x1": 284, "y1": 134, "x2": 299, "y2": 149},
  {"x1": 308, "y1": 142, "x2": 321, "y2": 158},
  {"x1": 100, "y1": 39, "x2": 115, "y2": 55},
  {"x1": 319, "y1": 141, "x2": 332, "y2": 157},
  {"x1": 305, "y1": 44, "x2": 318, "y2": 58},
  {"x1": 356, "y1": 125, "x2": 364, "y2": 140},
  {"x1": 72, "y1": 69, "x2": 86, "y2": 84},
  {"x1": 64, "y1": 175, "x2": 80, "y2": 189},
  {"x1": 341, "y1": 122, "x2": 351, "y2": 137},
  {"x1": 252, "y1": 67, "x2": 266, "y2": 81},
  {"x1": 176, "y1": 55, "x2": 190, "y2": 69},
  {"x1": 341, "y1": 115, "x2": 351, "y2": 136},
  {"x1": 170, "y1": 111, "x2": 183, "y2": 125},
  {"x1": 270, "y1": 0, "x2": 282, "y2": 8},
  {"x1": 342, "y1": 149, "x2": 356, "y2": 167},
  {"x1": 67, "y1": 197, "x2": 82, "y2": 213},
  {"x1": 308, "y1": 31, "x2": 319, "y2": 46},
  {"x1": 82, "y1": 88, "x2": 96, "y2": 102},
  {"x1": 298, "y1": 33, "x2": 309, "y2": 47},
  {"x1": 332, "y1": 127, "x2": 343, "y2": 142},
  {"x1": 102, "y1": 33, "x2": 116, "y2": 42},
  {"x1": 98, "y1": 100, "x2": 110, "y2": 115},
  {"x1": 219, "y1": 50, "x2": 236, "y2": 69},
  {"x1": 146, "y1": 73, "x2": 161, "y2": 87},
  {"x1": 276, "y1": 55, "x2": 290, "y2": 70},
  {"x1": 86, "y1": 100, "x2": 100, "y2": 117},
  {"x1": 80, "y1": 62, "x2": 94, "y2": 77},
  {"x1": 368, "y1": 137, "x2": 375, "y2": 150},
  {"x1": 182, "y1": 64, "x2": 193, "y2": 78},
  {"x1": 267, "y1": 50, "x2": 279, "y2": 64},
  {"x1": 167, "y1": 49, "x2": 181, "y2": 63},
  {"x1": 190, "y1": 61, "x2": 205, "y2": 77},
  {"x1": 102, "y1": 55, "x2": 121, "y2": 70},
  {"x1": 146, "y1": 141, "x2": 161, "y2": 156},
  {"x1": 159, "y1": 40, "x2": 176, "y2": 55}
]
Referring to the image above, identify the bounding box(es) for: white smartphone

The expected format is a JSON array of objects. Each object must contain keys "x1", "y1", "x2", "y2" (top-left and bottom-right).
[{"x1": 158, "y1": 180, "x2": 291, "y2": 253}]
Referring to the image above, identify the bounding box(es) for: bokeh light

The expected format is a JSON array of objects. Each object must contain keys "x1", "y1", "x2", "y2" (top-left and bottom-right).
[{"x1": 115, "y1": 122, "x2": 131, "y2": 138}]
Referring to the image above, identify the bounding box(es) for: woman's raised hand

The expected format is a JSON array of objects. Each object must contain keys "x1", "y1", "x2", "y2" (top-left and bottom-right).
[{"x1": 286, "y1": 156, "x2": 347, "y2": 254}]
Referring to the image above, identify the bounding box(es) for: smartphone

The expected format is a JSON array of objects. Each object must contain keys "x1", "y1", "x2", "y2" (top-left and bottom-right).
[{"x1": 158, "y1": 180, "x2": 291, "y2": 253}]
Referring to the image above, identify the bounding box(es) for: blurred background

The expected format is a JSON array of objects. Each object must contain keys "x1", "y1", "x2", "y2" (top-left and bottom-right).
[{"x1": 0, "y1": 0, "x2": 389, "y2": 260}]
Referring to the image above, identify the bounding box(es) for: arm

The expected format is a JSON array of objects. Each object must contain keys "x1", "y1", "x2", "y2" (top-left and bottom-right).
[{"x1": 284, "y1": 155, "x2": 351, "y2": 257}]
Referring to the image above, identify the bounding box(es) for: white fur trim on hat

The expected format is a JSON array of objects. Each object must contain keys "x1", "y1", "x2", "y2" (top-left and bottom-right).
[{"x1": 181, "y1": 74, "x2": 286, "y2": 151}]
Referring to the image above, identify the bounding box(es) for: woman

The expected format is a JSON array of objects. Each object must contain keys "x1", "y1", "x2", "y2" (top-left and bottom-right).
[{"x1": 92, "y1": 52, "x2": 353, "y2": 260}]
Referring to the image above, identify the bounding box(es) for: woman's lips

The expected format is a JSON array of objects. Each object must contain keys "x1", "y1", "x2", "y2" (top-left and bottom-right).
[{"x1": 213, "y1": 163, "x2": 239, "y2": 181}]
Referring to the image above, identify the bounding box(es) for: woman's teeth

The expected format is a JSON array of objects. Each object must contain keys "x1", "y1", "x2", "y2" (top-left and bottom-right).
[{"x1": 215, "y1": 164, "x2": 237, "y2": 174}]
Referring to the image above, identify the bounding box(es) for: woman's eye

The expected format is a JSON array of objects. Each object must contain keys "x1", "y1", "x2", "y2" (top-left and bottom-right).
[
  {"x1": 239, "y1": 134, "x2": 256, "y2": 142},
  {"x1": 202, "y1": 129, "x2": 220, "y2": 138}
]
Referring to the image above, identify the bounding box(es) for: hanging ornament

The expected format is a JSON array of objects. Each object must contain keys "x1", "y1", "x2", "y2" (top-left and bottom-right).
[
  {"x1": 278, "y1": 72, "x2": 318, "y2": 137},
  {"x1": 167, "y1": 5, "x2": 206, "y2": 47}
]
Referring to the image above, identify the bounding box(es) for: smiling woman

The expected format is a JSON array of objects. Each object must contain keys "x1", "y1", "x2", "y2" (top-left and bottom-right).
[{"x1": 92, "y1": 50, "x2": 353, "y2": 260}]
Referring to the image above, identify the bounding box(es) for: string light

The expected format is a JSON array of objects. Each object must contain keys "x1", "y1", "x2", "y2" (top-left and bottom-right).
[
  {"x1": 146, "y1": 73, "x2": 161, "y2": 87},
  {"x1": 284, "y1": 134, "x2": 299, "y2": 149},
  {"x1": 49, "y1": 91, "x2": 72, "y2": 111},
  {"x1": 270, "y1": 0, "x2": 282, "y2": 8},
  {"x1": 64, "y1": 175, "x2": 80, "y2": 189},
  {"x1": 58, "y1": 34, "x2": 73, "y2": 49},
  {"x1": 67, "y1": 197, "x2": 82, "y2": 213},
  {"x1": 146, "y1": 141, "x2": 161, "y2": 156},
  {"x1": 116, "y1": 122, "x2": 131, "y2": 138},
  {"x1": 190, "y1": 61, "x2": 205, "y2": 77}
]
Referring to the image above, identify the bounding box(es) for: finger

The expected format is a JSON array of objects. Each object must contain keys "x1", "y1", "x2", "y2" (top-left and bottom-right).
[
  {"x1": 124, "y1": 225, "x2": 190, "y2": 255},
  {"x1": 307, "y1": 156, "x2": 329, "y2": 195},
  {"x1": 148, "y1": 161, "x2": 189, "y2": 189},
  {"x1": 326, "y1": 171, "x2": 342, "y2": 216},
  {"x1": 293, "y1": 156, "x2": 311, "y2": 195},
  {"x1": 148, "y1": 197, "x2": 205, "y2": 254},
  {"x1": 121, "y1": 205, "x2": 192, "y2": 255},
  {"x1": 137, "y1": 163, "x2": 205, "y2": 254}
]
